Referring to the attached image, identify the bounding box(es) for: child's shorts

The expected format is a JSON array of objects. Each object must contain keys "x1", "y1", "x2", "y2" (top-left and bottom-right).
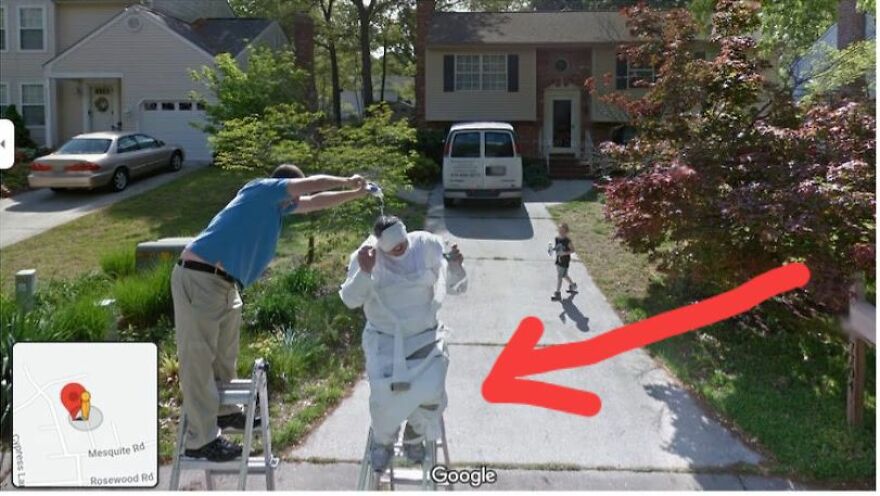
[{"x1": 556, "y1": 265, "x2": 569, "y2": 278}]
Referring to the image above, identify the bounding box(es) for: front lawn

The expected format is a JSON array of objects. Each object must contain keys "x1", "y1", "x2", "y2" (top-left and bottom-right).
[
  {"x1": 1, "y1": 166, "x2": 425, "y2": 461},
  {"x1": 550, "y1": 190, "x2": 875, "y2": 485}
]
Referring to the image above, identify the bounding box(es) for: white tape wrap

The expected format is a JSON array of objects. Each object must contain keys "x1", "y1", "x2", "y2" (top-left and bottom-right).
[{"x1": 377, "y1": 221, "x2": 408, "y2": 252}]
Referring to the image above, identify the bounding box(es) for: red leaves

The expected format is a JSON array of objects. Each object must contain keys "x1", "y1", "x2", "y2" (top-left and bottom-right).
[{"x1": 600, "y1": 1, "x2": 876, "y2": 312}]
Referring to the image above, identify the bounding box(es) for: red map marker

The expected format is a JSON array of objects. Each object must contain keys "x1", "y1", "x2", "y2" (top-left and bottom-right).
[
  {"x1": 482, "y1": 263, "x2": 811, "y2": 417},
  {"x1": 60, "y1": 383, "x2": 86, "y2": 420}
]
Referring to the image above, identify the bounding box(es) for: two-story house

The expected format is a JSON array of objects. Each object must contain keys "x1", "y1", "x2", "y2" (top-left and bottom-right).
[
  {"x1": 414, "y1": 0, "x2": 710, "y2": 176},
  {"x1": 0, "y1": 0, "x2": 309, "y2": 162}
]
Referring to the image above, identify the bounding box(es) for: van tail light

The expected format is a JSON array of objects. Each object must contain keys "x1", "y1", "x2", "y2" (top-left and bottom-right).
[
  {"x1": 513, "y1": 141, "x2": 521, "y2": 156},
  {"x1": 443, "y1": 139, "x2": 451, "y2": 157},
  {"x1": 65, "y1": 162, "x2": 101, "y2": 172},
  {"x1": 30, "y1": 162, "x2": 52, "y2": 172}
]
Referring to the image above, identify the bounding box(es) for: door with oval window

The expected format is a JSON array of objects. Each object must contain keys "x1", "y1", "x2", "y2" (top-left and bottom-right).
[{"x1": 89, "y1": 84, "x2": 119, "y2": 131}]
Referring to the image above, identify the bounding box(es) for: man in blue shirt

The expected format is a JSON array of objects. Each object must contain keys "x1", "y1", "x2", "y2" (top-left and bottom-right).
[{"x1": 171, "y1": 163, "x2": 369, "y2": 461}]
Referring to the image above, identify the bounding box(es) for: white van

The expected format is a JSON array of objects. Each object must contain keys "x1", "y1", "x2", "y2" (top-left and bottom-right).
[{"x1": 442, "y1": 122, "x2": 523, "y2": 207}]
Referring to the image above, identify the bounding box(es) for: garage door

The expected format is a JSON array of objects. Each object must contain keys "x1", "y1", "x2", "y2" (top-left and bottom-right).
[{"x1": 140, "y1": 100, "x2": 212, "y2": 162}]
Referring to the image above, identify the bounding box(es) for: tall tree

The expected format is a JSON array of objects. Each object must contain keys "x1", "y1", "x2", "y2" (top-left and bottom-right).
[
  {"x1": 349, "y1": 0, "x2": 392, "y2": 109},
  {"x1": 316, "y1": 0, "x2": 344, "y2": 125}
]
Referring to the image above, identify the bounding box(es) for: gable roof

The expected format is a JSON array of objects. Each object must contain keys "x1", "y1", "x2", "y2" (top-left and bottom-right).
[
  {"x1": 427, "y1": 11, "x2": 639, "y2": 46},
  {"x1": 147, "y1": 9, "x2": 273, "y2": 56}
]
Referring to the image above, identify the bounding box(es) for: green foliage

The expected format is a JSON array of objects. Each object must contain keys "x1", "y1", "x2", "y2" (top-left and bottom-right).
[
  {"x1": 407, "y1": 155, "x2": 441, "y2": 188},
  {"x1": 801, "y1": 39, "x2": 876, "y2": 102},
  {"x1": 415, "y1": 128, "x2": 446, "y2": 165},
  {"x1": 50, "y1": 295, "x2": 111, "y2": 341},
  {"x1": 1, "y1": 105, "x2": 38, "y2": 149},
  {"x1": 191, "y1": 46, "x2": 309, "y2": 134},
  {"x1": 100, "y1": 246, "x2": 137, "y2": 279},
  {"x1": 209, "y1": 103, "x2": 320, "y2": 173},
  {"x1": 523, "y1": 159, "x2": 552, "y2": 190},
  {"x1": 113, "y1": 262, "x2": 174, "y2": 328},
  {"x1": 244, "y1": 266, "x2": 325, "y2": 332}
]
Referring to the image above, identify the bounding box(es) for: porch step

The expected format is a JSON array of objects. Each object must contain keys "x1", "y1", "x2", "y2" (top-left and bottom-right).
[{"x1": 549, "y1": 158, "x2": 590, "y2": 179}]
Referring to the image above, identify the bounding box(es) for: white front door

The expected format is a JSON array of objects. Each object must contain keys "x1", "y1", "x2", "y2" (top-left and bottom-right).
[
  {"x1": 87, "y1": 82, "x2": 120, "y2": 131},
  {"x1": 543, "y1": 88, "x2": 581, "y2": 155}
]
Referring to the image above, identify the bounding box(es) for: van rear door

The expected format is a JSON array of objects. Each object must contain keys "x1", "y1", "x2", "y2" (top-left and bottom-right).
[
  {"x1": 483, "y1": 131, "x2": 521, "y2": 190},
  {"x1": 444, "y1": 131, "x2": 483, "y2": 190}
]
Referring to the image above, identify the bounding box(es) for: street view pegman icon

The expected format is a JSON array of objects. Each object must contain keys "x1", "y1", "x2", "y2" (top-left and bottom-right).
[{"x1": 60, "y1": 382, "x2": 104, "y2": 430}]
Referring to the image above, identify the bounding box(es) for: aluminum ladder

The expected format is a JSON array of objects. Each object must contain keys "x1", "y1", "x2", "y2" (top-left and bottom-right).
[
  {"x1": 169, "y1": 358, "x2": 278, "y2": 490},
  {"x1": 356, "y1": 416, "x2": 452, "y2": 491}
]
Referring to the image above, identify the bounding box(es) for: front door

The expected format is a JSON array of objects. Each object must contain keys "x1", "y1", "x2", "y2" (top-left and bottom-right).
[
  {"x1": 544, "y1": 88, "x2": 581, "y2": 155},
  {"x1": 88, "y1": 83, "x2": 119, "y2": 131}
]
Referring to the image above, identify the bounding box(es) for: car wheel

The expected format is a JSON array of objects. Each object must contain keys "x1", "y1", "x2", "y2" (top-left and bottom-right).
[
  {"x1": 443, "y1": 197, "x2": 455, "y2": 208},
  {"x1": 168, "y1": 152, "x2": 183, "y2": 172},
  {"x1": 110, "y1": 168, "x2": 129, "y2": 192}
]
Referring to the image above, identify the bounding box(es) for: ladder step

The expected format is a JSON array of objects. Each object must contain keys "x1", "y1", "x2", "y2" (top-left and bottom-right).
[
  {"x1": 219, "y1": 389, "x2": 254, "y2": 405},
  {"x1": 384, "y1": 468, "x2": 430, "y2": 485},
  {"x1": 178, "y1": 456, "x2": 278, "y2": 473}
]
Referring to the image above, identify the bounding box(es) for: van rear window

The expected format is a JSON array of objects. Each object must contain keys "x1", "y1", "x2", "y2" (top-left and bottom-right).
[
  {"x1": 485, "y1": 132, "x2": 514, "y2": 157},
  {"x1": 451, "y1": 132, "x2": 481, "y2": 158}
]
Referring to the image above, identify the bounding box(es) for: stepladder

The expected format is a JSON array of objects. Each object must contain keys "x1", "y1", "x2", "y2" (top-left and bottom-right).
[
  {"x1": 169, "y1": 358, "x2": 279, "y2": 491},
  {"x1": 357, "y1": 416, "x2": 452, "y2": 491}
]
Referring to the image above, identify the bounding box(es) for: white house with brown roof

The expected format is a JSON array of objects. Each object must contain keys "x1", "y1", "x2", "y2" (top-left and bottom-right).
[
  {"x1": 414, "y1": 0, "x2": 711, "y2": 174},
  {"x1": 1, "y1": 0, "x2": 309, "y2": 162}
]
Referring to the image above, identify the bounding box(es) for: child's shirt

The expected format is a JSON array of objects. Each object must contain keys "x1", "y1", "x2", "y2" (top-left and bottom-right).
[{"x1": 554, "y1": 236, "x2": 572, "y2": 268}]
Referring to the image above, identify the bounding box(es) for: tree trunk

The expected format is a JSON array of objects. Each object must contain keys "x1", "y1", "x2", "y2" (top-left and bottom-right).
[
  {"x1": 380, "y1": 34, "x2": 388, "y2": 102},
  {"x1": 358, "y1": 11, "x2": 374, "y2": 110},
  {"x1": 329, "y1": 42, "x2": 342, "y2": 126}
]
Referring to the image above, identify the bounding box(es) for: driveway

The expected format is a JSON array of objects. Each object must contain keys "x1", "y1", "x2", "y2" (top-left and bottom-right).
[
  {"x1": 0, "y1": 162, "x2": 209, "y2": 249},
  {"x1": 158, "y1": 181, "x2": 801, "y2": 490}
]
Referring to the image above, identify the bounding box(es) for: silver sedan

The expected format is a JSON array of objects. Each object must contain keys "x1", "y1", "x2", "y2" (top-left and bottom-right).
[{"x1": 28, "y1": 131, "x2": 185, "y2": 192}]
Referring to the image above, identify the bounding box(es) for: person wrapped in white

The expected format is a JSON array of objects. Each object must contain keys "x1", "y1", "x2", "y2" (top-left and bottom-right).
[{"x1": 339, "y1": 216, "x2": 466, "y2": 473}]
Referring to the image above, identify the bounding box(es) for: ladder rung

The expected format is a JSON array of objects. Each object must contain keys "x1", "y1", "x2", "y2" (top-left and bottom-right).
[
  {"x1": 384, "y1": 468, "x2": 429, "y2": 484},
  {"x1": 178, "y1": 456, "x2": 278, "y2": 473},
  {"x1": 219, "y1": 389, "x2": 254, "y2": 405},
  {"x1": 219, "y1": 379, "x2": 254, "y2": 389}
]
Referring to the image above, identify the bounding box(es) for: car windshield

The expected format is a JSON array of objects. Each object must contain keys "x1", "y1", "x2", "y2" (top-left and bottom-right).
[{"x1": 57, "y1": 138, "x2": 112, "y2": 154}]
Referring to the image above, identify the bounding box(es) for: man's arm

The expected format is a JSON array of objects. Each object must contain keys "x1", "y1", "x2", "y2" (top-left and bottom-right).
[
  {"x1": 287, "y1": 174, "x2": 365, "y2": 197},
  {"x1": 339, "y1": 246, "x2": 376, "y2": 309},
  {"x1": 295, "y1": 188, "x2": 368, "y2": 214}
]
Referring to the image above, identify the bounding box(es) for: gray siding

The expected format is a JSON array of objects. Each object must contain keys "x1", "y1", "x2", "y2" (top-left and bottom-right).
[{"x1": 425, "y1": 47, "x2": 536, "y2": 122}]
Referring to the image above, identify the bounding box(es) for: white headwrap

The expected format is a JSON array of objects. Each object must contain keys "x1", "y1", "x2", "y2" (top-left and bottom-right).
[{"x1": 376, "y1": 221, "x2": 408, "y2": 252}]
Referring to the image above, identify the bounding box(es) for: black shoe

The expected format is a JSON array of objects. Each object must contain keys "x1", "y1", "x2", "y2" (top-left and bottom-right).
[
  {"x1": 184, "y1": 436, "x2": 242, "y2": 461},
  {"x1": 217, "y1": 412, "x2": 262, "y2": 430},
  {"x1": 551, "y1": 292, "x2": 562, "y2": 301},
  {"x1": 567, "y1": 283, "x2": 578, "y2": 294}
]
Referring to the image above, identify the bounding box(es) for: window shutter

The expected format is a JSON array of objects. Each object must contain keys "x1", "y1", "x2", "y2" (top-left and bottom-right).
[
  {"x1": 443, "y1": 55, "x2": 455, "y2": 92},
  {"x1": 615, "y1": 53, "x2": 628, "y2": 90},
  {"x1": 507, "y1": 54, "x2": 519, "y2": 92}
]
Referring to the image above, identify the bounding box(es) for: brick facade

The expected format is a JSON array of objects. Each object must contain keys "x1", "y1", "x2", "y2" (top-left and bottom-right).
[
  {"x1": 415, "y1": 0, "x2": 434, "y2": 126},
  {"x1": 292, "y1": 12, "x2": 317, "y2": 111}
]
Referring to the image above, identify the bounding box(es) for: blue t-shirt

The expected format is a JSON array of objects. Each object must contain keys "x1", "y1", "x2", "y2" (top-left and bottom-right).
[{"x1": 187, "y1": 178, "x2": 296, "y2": 287}]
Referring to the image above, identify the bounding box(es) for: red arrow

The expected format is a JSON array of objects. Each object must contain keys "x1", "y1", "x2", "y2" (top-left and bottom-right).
[{"x1": 482, "y1": 262, "x2": 811, "y2": 417}]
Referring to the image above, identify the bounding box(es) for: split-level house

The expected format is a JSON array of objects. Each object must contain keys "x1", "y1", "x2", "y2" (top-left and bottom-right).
[
  {"x1": 1, "y1": 0, "x2": 311, "y2": 162},
  {"x1": 414, "y1": 0, "x2": 712, "y2": 176}
]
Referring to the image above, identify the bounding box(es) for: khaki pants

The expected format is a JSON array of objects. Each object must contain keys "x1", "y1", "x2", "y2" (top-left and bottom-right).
[{"x1": 171, "y1": 265, "x2": 243, "y2": 449}]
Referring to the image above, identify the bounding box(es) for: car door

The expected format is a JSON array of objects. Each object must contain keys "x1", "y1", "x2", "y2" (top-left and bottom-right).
[
  {"x1": 115, "y1": 135, "x2": 149, "y2": 176},
  {"x1": 483, "y1": 131, "x2": 521, "y2": 191},
  {"x1": 444, "y1": 131, "x2": 484, "y2": 191},
  {"x1": 133, "y1": 134, "x2": 165, "y2": 171}
]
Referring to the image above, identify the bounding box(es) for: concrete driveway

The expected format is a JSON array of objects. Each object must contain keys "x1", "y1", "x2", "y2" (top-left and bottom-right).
[
  {"x1": 0, "y1": 162, "x2": 209, "y2": 249},
  {"x1": 159, "y1": 181, "x2": 800, "y2": 490}
]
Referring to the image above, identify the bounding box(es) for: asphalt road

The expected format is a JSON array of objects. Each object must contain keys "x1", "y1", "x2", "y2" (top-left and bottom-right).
[{"x1": 0, "y1": 162, "x2": 209, "y2": 249}]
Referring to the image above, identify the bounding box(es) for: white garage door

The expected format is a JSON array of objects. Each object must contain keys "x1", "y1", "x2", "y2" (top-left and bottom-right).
[{"x1": 140, "y1": 101, "x2": 212, "y2": 162}]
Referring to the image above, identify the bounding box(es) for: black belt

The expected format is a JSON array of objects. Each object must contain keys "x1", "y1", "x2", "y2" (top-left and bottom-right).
[{"x1": 177, "y1": 259, "x2": 242, "y2": 288}]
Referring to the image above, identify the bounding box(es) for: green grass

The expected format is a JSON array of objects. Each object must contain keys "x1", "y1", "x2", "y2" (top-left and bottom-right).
[
  {"x1": 113, "y1": 261, "x2": 174, "y2": 328},
  {"x1": 551, "y1": 190, "x2": 876, "y2": 483},
  {"x1": 100, "y1": 245, "x2": 138, "y2": 279}
]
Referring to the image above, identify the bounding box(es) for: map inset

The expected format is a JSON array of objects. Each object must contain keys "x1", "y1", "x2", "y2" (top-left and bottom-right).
[{"x1": 12, "y1": 342, "x2": 158, "y2": 488}]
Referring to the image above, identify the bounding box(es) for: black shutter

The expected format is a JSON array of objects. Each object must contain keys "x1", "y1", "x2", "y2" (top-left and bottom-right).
[
  {"x1": 443, "y1": 55, "x2": 455, "y2": 92},
  {"x1": 507, "y1": 54, "x2": 519, "y2": 92},
  {"x1": 615, "y1": 53, "x2": 628, "y2": 90}
]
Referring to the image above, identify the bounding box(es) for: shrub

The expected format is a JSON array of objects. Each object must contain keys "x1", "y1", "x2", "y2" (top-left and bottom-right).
[
  {"x1": 244, "y1": 266, "x2": 325, "y2": 332},
  {"x1": 50, "y1": 295, "x2": 111, "y2": 341},
  {"x1": 407, "y1": 155, "x2": 441, "y2": 188},
  {"x1": 100, "y1": 246, "x2": 137, "y2": 279},
  {"x1": 1, "y1": 105, "x2": 37, "y2": 149},
  {"x1": 114, "y1": 262, "x2": 174, "y2": 328},
  {"x1": 523, "y1": 159, "x2": 551, "y2": 190},
  {"x1": 415, "y1": 128, "x2": 447, "y2": 165}
]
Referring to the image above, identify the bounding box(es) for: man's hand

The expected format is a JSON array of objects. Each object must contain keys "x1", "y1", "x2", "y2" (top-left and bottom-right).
[
  {"x1": 447, "y1": 243, "x2": 464, "y2": 265},
  {"x1": 348, "y1": 175, "x2": 367, "y2": 190},
  {"x1": 357, "y1": 246, "x2": 377, "y2": 273}
]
